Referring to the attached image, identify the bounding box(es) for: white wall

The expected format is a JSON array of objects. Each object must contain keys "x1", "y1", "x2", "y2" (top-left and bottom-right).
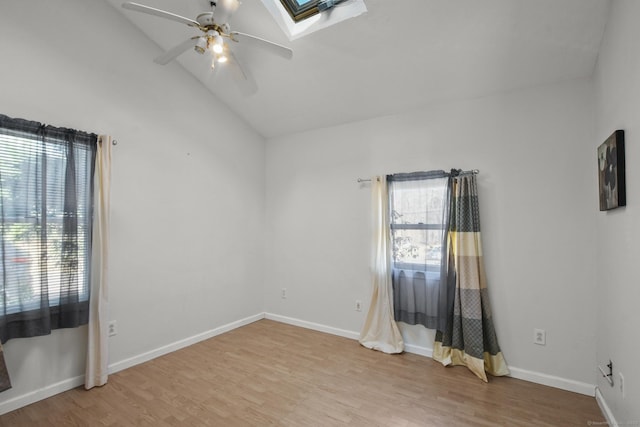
[
  {"x1": 593, "y1": 0, "x2": 640, "y2": 422},
  {"x1": 0, "y1": 0, "x2": 265, "y2": 404},
  {"x1": 265, "y1": 79, "x2": 598, "y2": 388},
  {"x1": 0, "y1": 0, "x2": 615, "y2": 413}
]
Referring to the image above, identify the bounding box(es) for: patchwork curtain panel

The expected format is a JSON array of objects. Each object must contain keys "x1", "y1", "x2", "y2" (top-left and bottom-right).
[{"x1": 433, "y1": 173, "x2": 509, "y2": 382}]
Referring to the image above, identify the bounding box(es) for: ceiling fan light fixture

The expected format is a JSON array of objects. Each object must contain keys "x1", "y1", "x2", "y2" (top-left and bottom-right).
[
  {"x1": 221, "y1": 0, "x2": 240, "y2": 12},
  {"x1": 210, "y1": 32, "x2": 224, "y2": 54},
  {"x1": 194, "y1": 37, "x2": 207, "y2": 54},
  {"x1": 214, "y1": 38, "x2": 224, "y2": 52},
  {"x1": 122, "y1": 0, "x2": 293, "y2": 95}
]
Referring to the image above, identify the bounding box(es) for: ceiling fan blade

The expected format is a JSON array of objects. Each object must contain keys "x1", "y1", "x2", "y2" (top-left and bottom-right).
[
  {"x1": 154, "y1": 37, "x2": 201, "y2": 65},
  {"x1": 122, "y1": 2, "x2": 200, "y2": 28},
  {"x1": 212, "y1": 0, "x2": 240, "y2": 25},
  {"x1": 230, "y1": 32, "x2": 293, "y2": 60},
  {"x1": 226, "y1": 49, "x2": 258, "y2": 96}
]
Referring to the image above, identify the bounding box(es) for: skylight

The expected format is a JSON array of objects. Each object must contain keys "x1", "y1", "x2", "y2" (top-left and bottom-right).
[
  {"x1": 280, "y1": 0, "x2": 319, "y2": 23},
  {"x1": 261, "y1": 0, "x2": 367, "y2": 41}
]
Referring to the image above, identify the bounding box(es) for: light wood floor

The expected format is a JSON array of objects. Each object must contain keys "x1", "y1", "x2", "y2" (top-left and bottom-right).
[{"x1": 0, "y1": 320, "x2": 604, "y2": 426}]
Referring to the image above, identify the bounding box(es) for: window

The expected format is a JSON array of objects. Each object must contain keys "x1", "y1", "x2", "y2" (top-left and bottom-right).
[
  {"x1": 262, "y1": 0, "x2": 367, "y2": 40},
  {"x1": 279, "y1": 0, "x2": 320, "y2": 22},
  {"x1": 0, "y1": 115, "x2": 96, "y2": 343},
  {"x1": 389, "y1": 172, "x2": 449, "y2": 273},
  {"x1": 388, "y1": 171, "x2": 451, "y2": 330}
]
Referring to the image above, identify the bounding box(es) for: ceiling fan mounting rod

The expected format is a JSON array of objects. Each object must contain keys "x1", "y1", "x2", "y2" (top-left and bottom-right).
[{"x1": 195, "y1": 12, "x2": 230, "y2": 35}]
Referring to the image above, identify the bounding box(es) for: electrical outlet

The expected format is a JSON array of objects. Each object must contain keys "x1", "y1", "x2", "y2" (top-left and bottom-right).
[
  {"x1": 355, "y1": 300, "x2": 362, "y2": 312},
  {"x1": 533, "y1": 328, "x2": 546, "y2": 345},
  {"x1": 108, "y1": 320, "x2": 117, "y2": 337},
  {"x1": 281, "y1": 288, "x2": 287, "y2": 299},
  {"x1": 619, "y1": 372, "x2": 625, "y2": 398}
]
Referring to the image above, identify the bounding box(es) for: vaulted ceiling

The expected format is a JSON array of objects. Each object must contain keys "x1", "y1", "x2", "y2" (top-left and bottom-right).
[{"x1": 107, "y1": 0, "x2": 611, "y2": 138}]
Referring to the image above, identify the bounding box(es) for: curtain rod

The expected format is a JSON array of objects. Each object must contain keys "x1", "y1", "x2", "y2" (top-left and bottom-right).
[{"x1": 357, "y1": 169, "x2": 479, "y2": 183}]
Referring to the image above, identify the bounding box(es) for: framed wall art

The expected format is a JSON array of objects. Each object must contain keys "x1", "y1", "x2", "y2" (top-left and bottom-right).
[{"x1": 598, "y1": 129, "x2": 626, "y2": 211}]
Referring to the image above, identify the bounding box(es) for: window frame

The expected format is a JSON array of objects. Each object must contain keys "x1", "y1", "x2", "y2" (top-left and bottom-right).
[
  {"x1": 279, "y1": 0, "x2": 320, "y2": 22},
  {"x1": 388, "y1": 172, "x2": 449, "y2": 272}
]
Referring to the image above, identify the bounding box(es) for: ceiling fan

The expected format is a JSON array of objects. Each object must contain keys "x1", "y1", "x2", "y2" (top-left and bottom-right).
[{"x1": 122, "y1": 0, "x2": 293, "y2": 93}]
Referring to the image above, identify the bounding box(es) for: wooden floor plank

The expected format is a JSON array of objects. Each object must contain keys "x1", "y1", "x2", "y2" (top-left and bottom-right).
[{"x1": 0, "y1": 320, "x2": 604, "y2": 426}]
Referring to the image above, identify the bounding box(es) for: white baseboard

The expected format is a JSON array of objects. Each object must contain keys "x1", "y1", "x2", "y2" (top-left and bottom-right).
[
  {"x1": 0, "y1": 313, "x2": 600, "y2": 417},
  {"x1": 403, "y1": 343, "x2": 433, "y2": 358},
  {"x1": 0, "y1": 375, "x2": 85, "y2": 416},
  {"x1": 507, "y1": 366, "x2": 595, "y2": 396},
  {"x1": 264, "y1": 313, "x2": 360, "y2": 340},
  {"x1": 109, "y1": 313, "x2": 265, "y2": 374},
  {"x1": 595, "y1": 387, "x2": 618, "y2": 426},
  {"x1": 0, "y1": 313, "x2": 265, "y2": 416},
  {"x1": 265, "y1": 313, "x2": 596, "y2": 398},
  {"x1": 400, "y1": 344, "x2": 595, "y2": 397}
]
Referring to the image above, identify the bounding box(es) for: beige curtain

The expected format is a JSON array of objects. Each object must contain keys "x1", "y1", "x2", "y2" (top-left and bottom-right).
[
  {"x1": 359, "y1": 176, "x2": 404, "y2": 354},
  {"x1": 85, "y1": 135, "x2": 112, "y2": 389}
]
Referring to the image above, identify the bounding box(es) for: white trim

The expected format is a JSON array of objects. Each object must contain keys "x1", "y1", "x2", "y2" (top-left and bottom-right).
[
  {"x1": 401, "y1": 341, "x2": 596, "y2": 398},
  {"x1": 506, "y1": 367, "x2": 595, "y2": 396},
  {"x1": 1, "y1": 313, "x2": 601, "y2": 416},
  {"x1": 403, "y1": 343, "x2": 433, "y2": 358},
  {"x1": 108, "y1": 313, "x2": 265, "y2": 374},
  {"x1": 265, "y1": 313, "x2": 597, "y2": 397},
  {"x1": 595, "y1": 387, "x2": 618, "y2": 426},
  {"x1": 264, "y1": 313, "x2": 360, "y2": 340},
  {"x1": 0, "y1": 375, "x2": 85, "y2": 416},
  {"x1": 0, "y1": 313, "x2": 265, "y2": 416},
  {"x1": 263, "y1": 314, "x2": 433, "y2": 358}
]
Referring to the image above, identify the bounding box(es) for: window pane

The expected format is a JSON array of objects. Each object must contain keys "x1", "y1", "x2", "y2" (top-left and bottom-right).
[
  {"x1": 389, "y1": 175, "x2": 448, "y2": 270},
  {"x1": 1, "y1": 128, "x2": 92, "y2": 314},
  {"x1": 390, "y1": 177, "x2": 447, "y2": 226},
  {"x1": 391, "y1": 228, "x2": 443, "y2": 267}
]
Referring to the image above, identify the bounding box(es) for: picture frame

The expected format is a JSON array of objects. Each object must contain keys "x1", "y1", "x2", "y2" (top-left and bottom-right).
[{"x1": 598, "y1": 130, "x2": 626, "y2": 211}]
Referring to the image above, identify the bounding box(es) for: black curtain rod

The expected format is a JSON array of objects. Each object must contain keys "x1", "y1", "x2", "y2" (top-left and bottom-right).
[{"x1": 356, "y1": 169, "x2": 479, "y2": 183}]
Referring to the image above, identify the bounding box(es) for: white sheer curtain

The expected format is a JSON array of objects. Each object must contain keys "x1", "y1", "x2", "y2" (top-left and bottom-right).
[
  {"x1": 359, "y1": 176, "x2": 404, "y2": 354},
  {"x1": 85, "y1": 135, "x2": 112, "y2": 389}
]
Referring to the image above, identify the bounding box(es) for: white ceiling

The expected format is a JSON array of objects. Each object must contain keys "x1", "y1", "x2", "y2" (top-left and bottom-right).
[{"x1": 107, "y1": 0, "x2": 611, "y2": 138}]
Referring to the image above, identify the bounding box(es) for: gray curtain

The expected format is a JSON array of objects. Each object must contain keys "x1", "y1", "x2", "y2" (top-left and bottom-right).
[
  {"x1": 389, "y1": 171, "x2": 453, "y2": 331},
  {"x1": 0, "y1": 342, "x2": 8, "y2": 392},
  {"x1": 433, "y1": 171, "x2": 509, "y2": 381},
  {"x1": 0, "y1": 114, "x2": 96, "y2": 345}
]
